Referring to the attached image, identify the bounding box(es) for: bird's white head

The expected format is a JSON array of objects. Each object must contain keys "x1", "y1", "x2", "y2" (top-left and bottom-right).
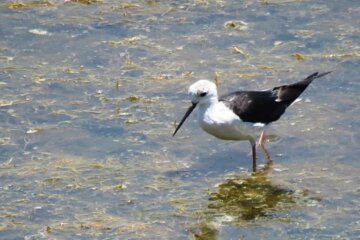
[
  {"x1": 188, "y1": 79, "x2": 218, "y2": 105},
  {"x1": 173, "y1": 80, "x2": 218, "y2": 137}
]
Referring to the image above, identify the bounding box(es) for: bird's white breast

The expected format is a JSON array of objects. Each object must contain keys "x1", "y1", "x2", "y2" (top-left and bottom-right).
[{"x1": 197, "y1": 102, "x2": 255, "y2": 141}]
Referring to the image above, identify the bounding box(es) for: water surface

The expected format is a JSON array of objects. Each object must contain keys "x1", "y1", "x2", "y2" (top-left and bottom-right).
[{"x1": 0, "y1": 0, "x2": 359, "y2": 239}]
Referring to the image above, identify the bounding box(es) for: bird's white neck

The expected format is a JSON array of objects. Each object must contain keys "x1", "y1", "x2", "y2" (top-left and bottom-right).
[{"x1": 196, "y1": 96, "x2": 218, "y2": 115}]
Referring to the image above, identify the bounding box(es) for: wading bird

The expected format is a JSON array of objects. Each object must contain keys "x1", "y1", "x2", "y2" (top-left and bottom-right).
[{"x1": 173, "y1": 72, "x2": 331, "y2": 171}]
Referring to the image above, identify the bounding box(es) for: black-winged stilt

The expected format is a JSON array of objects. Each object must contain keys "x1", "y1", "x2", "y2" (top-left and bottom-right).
[{"x1": 173, "y1": 72, "x2": 331, "y2": 171}]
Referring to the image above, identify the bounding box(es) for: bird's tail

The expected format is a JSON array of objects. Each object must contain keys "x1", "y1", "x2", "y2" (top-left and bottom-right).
[{"x1": 273, "y1": 71, "x2": 332, "y2": 105}]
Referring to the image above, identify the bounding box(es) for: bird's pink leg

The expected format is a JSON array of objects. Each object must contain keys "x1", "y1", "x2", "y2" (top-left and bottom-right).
[
  {"x1": 257, "y1": 130, "x2": 266, "y2": 147},
  {"x1": 257, "y1": 130, "x2": 272, "y2": 163}
]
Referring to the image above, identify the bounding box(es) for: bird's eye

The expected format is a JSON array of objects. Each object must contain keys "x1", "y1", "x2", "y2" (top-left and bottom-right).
[{"x1": 200, "y1": 92, "x2": 207, "y2": 97}]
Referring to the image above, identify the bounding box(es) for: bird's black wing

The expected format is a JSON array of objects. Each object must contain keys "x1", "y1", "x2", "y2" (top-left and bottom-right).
[
  {"x1": 272, "y1": 71, "x2": 331, "y2": 104},
  {"x1": 220, "y1": 90, "x2": 287, "y2": 124},
  {"x1": 220, "y1": 71, "x2": 332, "y2": 124}
]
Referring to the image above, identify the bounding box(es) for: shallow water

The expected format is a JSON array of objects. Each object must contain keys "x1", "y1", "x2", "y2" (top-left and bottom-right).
[{"x1": 0, "y1": 0, "x2": 359, "y2": 239}]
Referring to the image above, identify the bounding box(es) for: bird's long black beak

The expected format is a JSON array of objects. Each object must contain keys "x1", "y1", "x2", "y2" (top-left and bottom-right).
[{"x1": 173, "y1": 103, "x2": 197, "y2": 137}]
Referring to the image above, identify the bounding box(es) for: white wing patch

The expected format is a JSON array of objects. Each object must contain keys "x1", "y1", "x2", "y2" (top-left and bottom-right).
[
  {"x1": 290, "y1": 98, "x2": 302, "y2": 106},
  {"x1": 253, "y1": 122, "x2": 265, "y2": 128}
]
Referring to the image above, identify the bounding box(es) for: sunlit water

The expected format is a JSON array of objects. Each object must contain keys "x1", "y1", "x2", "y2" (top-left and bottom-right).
[{"x1": 0, "y1": 0, "x2": 359, "y2": 239}]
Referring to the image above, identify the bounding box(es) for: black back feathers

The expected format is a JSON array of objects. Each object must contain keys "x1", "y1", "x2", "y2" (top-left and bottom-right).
[{"x1": 220, "y1": 72, "x2": 331, "y2": 124}]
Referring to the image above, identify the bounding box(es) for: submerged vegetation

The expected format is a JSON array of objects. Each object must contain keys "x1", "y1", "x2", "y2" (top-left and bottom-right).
[{"x1": 0, "y1": 0, "x2": 359, "y2": 239}]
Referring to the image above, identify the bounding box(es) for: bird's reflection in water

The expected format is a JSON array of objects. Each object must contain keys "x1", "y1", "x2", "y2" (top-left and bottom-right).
[
  {"x1": 190, "y1": 162, "x2": 311, "y2": 240},
  {"x1": 206, "y1": 161, "x2": 296, "y2": 222}
]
